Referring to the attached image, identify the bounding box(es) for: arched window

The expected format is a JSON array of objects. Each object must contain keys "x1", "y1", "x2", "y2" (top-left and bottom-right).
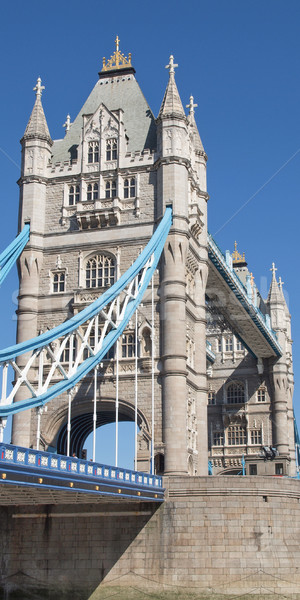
[
  {"x1": 85, "y1": 255, "x2": 115, "y2": 289},
  {"x1": 69, "y1": 185, "x2": 80, "y2": 206},
  {"x1": 87, "y1": 182, "x2": 98, "y2": 201},
  {"x1": 106, "y1": 138, "x2": 118, "y2": 161},
  {"x1": 124, "y1": 177, "x2": 136, "y2": 198},
  {"x1": 141, "y1": 327, "x2": 151, "y2": 357},
  {"x1": 88, "y1": 142, "x2": 99, "y2": 163},
  {"x1": 227, "y1": 382, "x2": 245, "y2": 404},
  {"x1": 105, "y1": 180, "x2": 117, "y2": 199}
]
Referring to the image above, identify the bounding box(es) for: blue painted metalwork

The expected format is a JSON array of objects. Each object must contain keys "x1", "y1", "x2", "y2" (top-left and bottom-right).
[
  {"x1": 0, "y1": 208, "x2": 172, "y2": 417},
  {"x1": 241, "y1": 454, "x2": 246, "y2": 476},
  {"x1": 206, "y1": 341, "x2": 215, "y2": 363},
  {"x1": 207, "y1": 233, "x2": 282, "y2": 357},
  {"x1": 0, "y1": 443, "x2": 164, "y2": 501},
  {"x1": 294, "y1": 410, "x2": 300, "y2": 478},
  {"x1": 208, "y1": 460, "x2": 213, "y2": 475},
  {"x1": 0, "y1": 224, "x2": 30, "y2": 285}
]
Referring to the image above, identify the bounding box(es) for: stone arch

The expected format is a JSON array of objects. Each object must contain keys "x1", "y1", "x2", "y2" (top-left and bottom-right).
[
  {"x1": 187, "y1": 454, "x2": 194, "y2": 476},
  {"x1": 42, "y1": 397, "x2": 151, "y2": 462},
  {"x1": 140, "y1": 325, "x2": 152, "y2": 357}
]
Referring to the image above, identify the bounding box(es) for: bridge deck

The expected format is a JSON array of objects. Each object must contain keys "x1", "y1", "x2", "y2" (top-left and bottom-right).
[{"x1": 0, "y1": 444, "x2": 164, "y2": 504}]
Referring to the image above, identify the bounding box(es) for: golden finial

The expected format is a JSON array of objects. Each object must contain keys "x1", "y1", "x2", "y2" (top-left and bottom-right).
[
  {"x1": 102, "y1": 37, "x2": 132, "y2": 72},
  {"x1": 232, "y1": 241, "x2": 246, "y2": 265}
]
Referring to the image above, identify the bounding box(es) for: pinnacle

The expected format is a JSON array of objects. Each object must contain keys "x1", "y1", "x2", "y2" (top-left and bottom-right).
[
  {"x1": 158, "y1": 55, "x2": 186, "y2": 120},
  {"x1": 23, "y1": 78, "x2": 52, "y2": 144}
]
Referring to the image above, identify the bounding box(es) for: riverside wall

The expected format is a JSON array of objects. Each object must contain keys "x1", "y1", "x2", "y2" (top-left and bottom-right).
[{"x1": 1, "y1": 476, "x2": 300, "y2": 599}]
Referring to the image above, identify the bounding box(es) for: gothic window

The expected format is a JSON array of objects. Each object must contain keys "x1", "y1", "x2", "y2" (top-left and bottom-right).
[
  {"x1": 88, "y1": 142, "x2": 99, "y2": 163},
  {"x1": 213, "y1": 431, "x2": 224, "y2": 446},
  {"x1": 124, "y1": 177, "x2": 136, "y2": 198},
  {"x1": 121, "y1": 332, "x2": 135, "y2": 358},
  {"x1": 52, "y1": 271, "x2": 65, "y2": 293},
  {"x1": 69, "y1": 185, "x2": 80, "y2": 206},
  {"x1": 227, "y1": 425, "x2": 246, "y2": 445},
  {"x1": 61, "y1": 337, "x2": 76, "y2": 364},
  {"x1": 85, "y1": 255, "x2": 115, "y2": 289},
  {"x1": 208, "y1": 391, "x2": 216, "y2": 405},
  {"x1": 105, "y1": 180, "x2": 117, "y2": 199},
  {"x1": 227, "y1": 382, "x2": 245, "y2": 404},
  {"x1": 106, "y1": 138, "x2": 118, "y2": 161},
  {"x1": 251, "y1": 429, "x2": 262, "y2": 445},
  {"x1": 225, "y1": 336, "x2": 233, "y2": 352},
  {"x1": 87, "y1": 182, "x2": 99, "y2": 201},
  {"x1": 257, "y1": 387, "x2": 266, "y2": 402}
]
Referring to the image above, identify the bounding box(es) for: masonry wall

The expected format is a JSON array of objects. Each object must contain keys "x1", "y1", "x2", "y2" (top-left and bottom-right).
[{"x1": 1, "y1": 476, "x2": 300, "y2": 599}]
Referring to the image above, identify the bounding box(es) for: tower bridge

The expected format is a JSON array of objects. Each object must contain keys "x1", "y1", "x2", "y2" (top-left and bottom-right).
[{"x1": 0, "y1": 39, "x2": 298, "y2": 600}]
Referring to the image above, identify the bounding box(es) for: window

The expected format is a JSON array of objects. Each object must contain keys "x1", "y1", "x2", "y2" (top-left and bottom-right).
[
  {"x1": 69, "y1": 185, "x2": 80, "y2": 206},
  {"x1": 53, "y1": 272, "x2": 65, "y2": 293},
  {"x1": 227, "y1": 382, "x2": 245, "y2": 404},
  {"x1": 217, "y1": 338, "x2": 222, "y2": 353},
  {"x1": 208, "y1": 391, "x2": 216, "y2": 405},
  {"x1": 251, "y1": 429, "x2": 262, "y2": 445},
  {"x1": 106, "y1": 138, "x2": 118, "y2": 161},
  {"x1": 236, "y1": 339, "x2": 243, "y2": 351},
  {"x1": 225, "y1": 337, "x2": 233, "y2": 352},
  {"x1": 61, "y1": 337, "x2": 76, "y2": 364},
  {"x1": 88, "y1": 142, "x2": 99, "y2": 163},
  {"x1": 227, "y1": 425, "x2": 246, "y2": 445},
  {"x1": 87, "y1": 182, "x2": 99, "y2": 201},
  {"x1": 249, "y1": 464, "x2": 257, "y2": 475},
  {"x1": 121, "y1": 332, "x2": 135, "y2": 358},
  {"x1": 105, "y1": 180, "x2": 117, "y2": 199},
  {"x1": 275, "y1": 463, "x2": 284, "y2": 475},
  {"x1": 213, "y1": 431, "x2": 224, "y2": 446},
  {"x1": 124, "y1": 177, "x2": 136, "y2": 198},
  {"x1": 257, "y1": 387, "x2": 266, "y2": 402},
  {"x1": 83, "y1": 324, "x2": 114, "y2": 360},
  {"x1": 86, "y1": 255, "x2": 115, "y2": 289}
]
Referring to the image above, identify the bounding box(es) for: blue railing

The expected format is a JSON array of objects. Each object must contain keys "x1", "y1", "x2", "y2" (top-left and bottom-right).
[
  {"x1": 0, "y1": 443, "x2": 163, "y2": 492},
  {"x1": 207, "y1": 233, "x2": 282, "y2": 357},
  {"x1": 206, "y1": 340, "x2": 216, "y2": 363}
]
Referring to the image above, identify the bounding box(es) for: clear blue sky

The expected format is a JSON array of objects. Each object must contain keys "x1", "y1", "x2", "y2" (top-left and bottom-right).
[{"x1": 0, "y1": 1, "x2": 299, "y2": 466}]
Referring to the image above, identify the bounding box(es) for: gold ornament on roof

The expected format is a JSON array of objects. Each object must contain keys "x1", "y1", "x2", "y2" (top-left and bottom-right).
[
  {"x1": 232, "y1": 241, "x2": 246, "y2": 264},
  {"x1": 102, "y1": 36, "x2": 132, "y2": 72}
]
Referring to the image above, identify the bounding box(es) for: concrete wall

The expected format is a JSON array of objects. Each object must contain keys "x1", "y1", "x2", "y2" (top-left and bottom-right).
[{"x1": 1, "y1": 476, "x2": 300, "y2": 599}]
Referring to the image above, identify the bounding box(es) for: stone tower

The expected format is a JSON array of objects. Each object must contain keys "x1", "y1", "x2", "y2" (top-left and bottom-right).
[{"x1": 13, "y1": 41, "x2": 209, "y2": 475}]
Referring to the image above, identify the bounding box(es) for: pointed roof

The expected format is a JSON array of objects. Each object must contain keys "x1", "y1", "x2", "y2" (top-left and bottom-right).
[
  {"x1": 267, "y1": 263, "x2": 284, "y2": 305},
  {"x1": 158, "y1": 55, "x2": 186, "y2": 120},
  {"x1": 22, "y1": 78, "x2": 52, "y2": 144},
  {"x1": 186, "y1": 95, "x2": 206, "y2": 155}
]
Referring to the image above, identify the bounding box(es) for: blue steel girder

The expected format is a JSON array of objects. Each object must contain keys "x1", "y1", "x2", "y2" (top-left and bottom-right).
[
  {"x1": 0, "y1": 208, "x2": 172, "y2": 418},
  {"x1": 207, "y1": 233, "x2": 282, "y2": 359}
]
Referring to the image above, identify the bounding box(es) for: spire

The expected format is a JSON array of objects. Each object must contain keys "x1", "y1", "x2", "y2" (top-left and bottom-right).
[
  {"x1": 23, "y1": 78, "x2": 52, "y2": 143},
  {"x1": 267, "y1": 263, "x2": 284, "y2": 305},
  {"x1": 100, "y1": 36, "x2": 135, "y2": 77},
  {"x1": 186, "y1": 95, "x2": 205, "y2": 154},
  {"x1": 158, "y1": 55, "x2": 186, "y2": 120}
]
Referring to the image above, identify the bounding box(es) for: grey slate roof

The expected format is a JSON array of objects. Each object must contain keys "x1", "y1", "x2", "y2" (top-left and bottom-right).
[
  {"x1": 51, "y1": 75, "x2": 156, "y2": 163},
  {"x1": 23, "y1": 96, "x2": 52, "y2": 143}
]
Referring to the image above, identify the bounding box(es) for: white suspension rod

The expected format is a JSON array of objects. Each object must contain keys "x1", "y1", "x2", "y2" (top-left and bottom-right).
[
  {"x1": 115, "y1": 299, "x2": 120, "y2": 467},
  {"x1": 93, "y1": 366, "x2": 98, "y2": 462},
  {"x1": 67, "y1": 390, "x2": 72, "y2": 456},
  {"x1": 151, "y1": 274, "x2": 155, "y2": 475},
  {"x1": 134, "y1": 309, "x2": 138, "y2": 471}
]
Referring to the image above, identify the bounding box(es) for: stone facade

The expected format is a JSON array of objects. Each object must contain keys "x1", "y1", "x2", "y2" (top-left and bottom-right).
[
  {"x1": 1, "y1": 476, "x2": 300, "y2": 599},
  {"x1": 12, "y1": 41, "x2": 295, "y2": 478}
]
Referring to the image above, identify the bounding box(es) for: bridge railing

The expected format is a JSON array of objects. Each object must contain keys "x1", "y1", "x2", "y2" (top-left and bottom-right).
[{"x1": 0, "y1": 443, "x2": 163, "y2": 489}]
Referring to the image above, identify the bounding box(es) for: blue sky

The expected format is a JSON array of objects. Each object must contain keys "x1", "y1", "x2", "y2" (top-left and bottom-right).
[{"x1": 0, "y1": 1, "x2": 299, "y2": 465}]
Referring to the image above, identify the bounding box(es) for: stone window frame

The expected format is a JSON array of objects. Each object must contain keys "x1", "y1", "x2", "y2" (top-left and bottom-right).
[
  {"x1": 250, "y1": 429, "x2": 262, "y2": 445},
  {"x1": 226, "y1": 381, "x2": 245, "y2": 404},
  {"x1": 124, "y1": 176, "x2": 136, "y2": 199},
  {"x1": 257, "y1": 386, "x2": 267, "y2": 402},
  {"x1": 225, "y1": 336, "x2": 233, "y2": 352},
  {"x1": 68, "y1": 184, "x2": 80, "y2": 206},
  {"x1": 106, "y1": 138, "x2": 118, "y2": 161},
  {"x1": 208, "y1": 390, "x2": 216, "y2": 405},
  {"x1": 212, "y1": 430, "x2": 224, "y2": 446},
  {"x1": 86, "y1": 182, "x2": 99, "y2": 201},
  {"x1": 81, "y1": 323, "x2": 114, "y2": 361},
  {"x1": 121, "y1": 331, "x2": 135, "y2": 359},
  {"x1": 227, "y1": 424, "x2": 247, "y2": 446},
  {"x1": 84, "y1": 252, "x2": 116, "y2": 290},
  {"x1": 88, "y1": 141, "x2": 99, "y2": 164},
  {"x1": 51, "y1": 270, "x2": 67, "y2": 294},
  {"x1": 105, "y1": 179, "x2": 117, "y2": 199}
]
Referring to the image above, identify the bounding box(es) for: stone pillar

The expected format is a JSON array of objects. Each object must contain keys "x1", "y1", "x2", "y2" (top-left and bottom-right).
[
  {"x1": 270, "y1": 362, "x2": 289, "y2": 455},
  {"x1": 161, "y1": 233, "x2": 188, "y2": 475},
  {"x1": 194, "y1": 261, "x2": 208, "y2": 475}
]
